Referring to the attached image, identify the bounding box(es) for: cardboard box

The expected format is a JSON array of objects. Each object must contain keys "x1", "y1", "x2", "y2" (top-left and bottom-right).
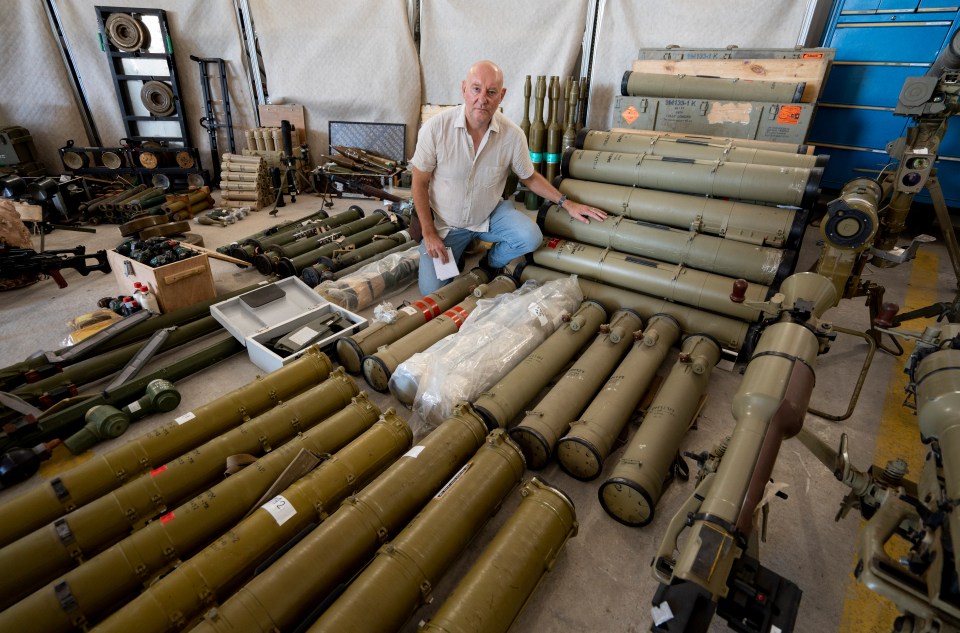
[
  {"x1": 211, "y1": 278, "x2": 367, "y2": 373},
  {"x1": 108, "y1": 246, "x2": 216, "y2": 313}
]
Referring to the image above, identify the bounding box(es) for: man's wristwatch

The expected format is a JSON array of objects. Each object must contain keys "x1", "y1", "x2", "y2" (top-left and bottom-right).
[{"x1": 557, "y1": 194, "x2": 567, "y2": 208}]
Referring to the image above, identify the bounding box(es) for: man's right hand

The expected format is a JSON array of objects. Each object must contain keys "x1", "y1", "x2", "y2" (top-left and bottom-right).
[{"x1": 423, "y1": 232, "x2": 449, "y2": 263}]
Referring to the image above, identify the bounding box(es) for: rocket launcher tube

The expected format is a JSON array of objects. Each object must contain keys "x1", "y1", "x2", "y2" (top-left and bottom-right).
[
  {"x1": 306, "y1": 430, "x2": 526, "y2": 633},
  {"x1": 601, "y1": 128, "x2": 807, "y2": 154},
  {"x1": 0, "y1": 394, "x2": 382, "y2": 633},
  {"x1": 577, "y1": 129, "x2": 823, "y2": 169},
  {"x1": 190, "y1": 404, "x2": 490, "y2": 633},
  {"x1": 621, "y1": 71, "x2": 805, "y2": 103},
  {"x1": 562, "y1": 148, "x2": 822, "y2": 209},
  {"x1": 301, "y1": 232, "x2": 413, "y2": 288},
  {"x1": 264, "y1": 211, "x2": 387, "y2": 260},
  {"x1": 336, "y1": 269, "x2": 490, "y2": 373},
  {"x1": 418, "y1": 477, "x2": 578, "y2": 633},
  {"x1": 666, "y1": 272, "x2": 835, "y2": 600},
  {"x1": 472, "y1": 300, "x2": 607, "y2": 430},
  {"x1": 362, "y1": 275, "x2": 519, "y2": 394},
  {"x1": 0, "y1": 348, "x2": 333, "y2": 548},
  {"x1": 599, "y1": 334, "x2": 722, "y2": 526},
  {"x1": 557, "y1": 178, "x2": 801, "y2": 249},
  {"x1": 538, "y1": 204, "x2": 789, "y2": 285},
  {"x1": 233, "y1": 208, "x2": 355, "y2": 261},
  {"x1": 275, "y1": 221, "x2": 404, "y2": 279},
  {"x1": 90, "y1": 411, "x2": 413, "y2": 633},
  {"x1": 531, "y1": 238, "x2": 768, "y2": 323},
  {"x1": 511, "y1": 309, "x2": 643, "y2": 469},
  {"x1": 557, "y1": 314, "x2": 680, "y2": 481},
  {"x1": 517, "y1": 264, "x2": 749, "y2": 352},
  {"x1": 0, "y1": 370, "x2": 359, "y2": 609}
]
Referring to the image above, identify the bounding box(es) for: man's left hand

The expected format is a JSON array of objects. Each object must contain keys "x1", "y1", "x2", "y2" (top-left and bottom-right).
[{"x1": 564, "y1": 201, "x2": 607, "y2": 224}]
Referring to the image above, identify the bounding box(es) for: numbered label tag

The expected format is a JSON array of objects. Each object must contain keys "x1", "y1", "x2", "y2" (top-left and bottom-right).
[{"x1": 261, "y1": 495, "x2": 297, "y2": 526}]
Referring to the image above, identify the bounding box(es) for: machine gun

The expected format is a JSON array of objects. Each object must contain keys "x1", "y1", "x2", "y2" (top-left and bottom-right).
[{"x1": 0, "y1": 245, "x2": 111, "y2": 289}]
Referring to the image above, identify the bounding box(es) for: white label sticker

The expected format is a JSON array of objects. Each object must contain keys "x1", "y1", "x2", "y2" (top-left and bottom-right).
[
  {"x1": 261, "y1": 495, "x2": 297, "y2": 526},
  {"x1": 127, "y1": 400, "x2": 142, "y2": 413},
  {"x1": 651, "y1": 601, "x2": 674, "y2": 625},
  {"x1": 771, "y1": 628, "x2": 782, "y2": 633},
  {"x1": 528, "y1": 303, "x2": 547, "y2": 326},
  {"x1": 403, "y1": 445, "x2": 425, "y2": 458},
  {"x1": 175, "y1": 411, "x2": 196, "y2": 425},
  {"x1": 288, "y1": 326, "x2": 318, "y2": 347},
  {"x1": 400, "y1": 305, "x2": 419, "y2": 316}
]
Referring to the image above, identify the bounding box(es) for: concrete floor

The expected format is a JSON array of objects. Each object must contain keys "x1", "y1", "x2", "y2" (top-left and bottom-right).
[{"x1": 0, "y1": 187, "x2": 956, "y2": 633}]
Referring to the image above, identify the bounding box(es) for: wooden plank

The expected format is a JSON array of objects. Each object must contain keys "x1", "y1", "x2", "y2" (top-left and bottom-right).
[
  {"x1": 258, "y1": 104, "x2": 306, "y2": 144},
  {"x1": 12, "y1": 201, "x2": 42, "y2": 222},
  {"x1": 629, "y1": 57, "x2": 830, "y2": 103}
]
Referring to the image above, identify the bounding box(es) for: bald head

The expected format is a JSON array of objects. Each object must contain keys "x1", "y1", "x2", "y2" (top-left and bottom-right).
[{"x1": 462, "y1": 60, "x2": 507, "y2": 132}]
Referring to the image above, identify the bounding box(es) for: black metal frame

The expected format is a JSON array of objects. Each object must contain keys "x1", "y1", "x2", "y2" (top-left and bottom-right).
[
  {"x1": 95, "y1": 6, "x2": 192, "y2": 147},
  {"x1": 189, "y1": 55, "x2": 237, "y2": 184}
]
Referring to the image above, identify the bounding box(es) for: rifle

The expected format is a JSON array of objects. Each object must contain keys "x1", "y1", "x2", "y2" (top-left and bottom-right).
[{"x1": 0, "y1": 245, "x2": 111, "y2": 289}]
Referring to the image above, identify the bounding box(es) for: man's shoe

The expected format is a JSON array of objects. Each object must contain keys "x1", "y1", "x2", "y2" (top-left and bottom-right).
[{"x1": 477, "y1": 253, "x2": 504, "y2": 279}]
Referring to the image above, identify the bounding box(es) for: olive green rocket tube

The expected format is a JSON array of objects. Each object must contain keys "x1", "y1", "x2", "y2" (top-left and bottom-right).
[
  {"x1": 336, "y1": 269, "x2": 490, "y2": 373},
  {"x1": 9, "y1": 316, "x2": 222, "y2": 405},
  {"x1": 599, "y1": 334, "x2": 722, "y2": 527},
  {"x1": 307, "y1": 430, "x2": 526, "y2": 633},
  {"x1": 621, "y1": 71, "x2": 805, "y2": 103},
  {"x1": 0, "y1": 370, "x2": 359, "y2": 608},
  {"x1": 557, "y1": 314, "x2": 681, "y2": 481},
  {"x1": 665, "y1": 273, "x2": 835, "y2": 599},
  {"x1": 531, "y1": 238, "x2": 767, "y2": 322},
  {"x1": 538, "y1": 204, "x2": 790, "y2": 285},
  {"x1": 562, "y1": 148, "x2": 821, "y2": 208},
  {"x1": 229, "y1": 208, "x2": 355, "y2": 262},
  {"x1": 511, "y1": 309, "x2": 643, "y2": 469},
  {"x1": 609, "y1": 129, "x2": 807, "y2": 154},
  {"x1": 471, "y1": 301, "x2": 607, "y2": 430},
  {"x1": 517, "y1": 264, "x2": 750, "y2": 352},
  {"x1": 323, "y1": 240, "x2": 417, "y2": 283},
  {"x1": 0, "y1": 394, "x2": 382, "y2": 633},
  {"x1": 190, "y1": 404, "x2": 490, "y2": 633},
  {"x1": 300, "y1": 231, "x2": 412, "y2": 287},
  {"x1": 557, "y1": 178, "x2": 802, "y2": 248},
  {"x1": 0, "y1": 348, "x2": 333, "y2": 549},
  {"x1": 576, "y1": 129, "x2": 824, "y2": 170},
  {"x1": 90, "y1": 411, "x2": 413, "y2": 633},
  {"x1": 362, "y1": 275, "x2": 519, "y2": 393},
  {"x1": 274, "y1": 221, "x2": 404, "y2": 279},
  {"x1": 263, "y1": 210, "x2": 388, "y2": 261},
  {"x1": 418, "y1": 478, "x2": 578, "y2": 633}
]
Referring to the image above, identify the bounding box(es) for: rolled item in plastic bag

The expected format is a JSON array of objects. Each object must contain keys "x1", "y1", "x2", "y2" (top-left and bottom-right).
[
  {"x1": 391, "y1": 276, "x2": 583, "y2": 436},
  {"x1": 314, "y1": 246, "x2": 420, "y2": 311}
]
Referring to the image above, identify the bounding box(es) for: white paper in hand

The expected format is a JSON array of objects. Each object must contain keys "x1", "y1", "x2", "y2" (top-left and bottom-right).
[{"x1": 433, "y1": 247, "x2": 459, "y2": 280}]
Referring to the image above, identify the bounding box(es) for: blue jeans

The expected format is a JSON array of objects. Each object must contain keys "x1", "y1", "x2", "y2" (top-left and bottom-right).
[{"x1": 417, "y1": 200, "x2": 542, "y2": 296}]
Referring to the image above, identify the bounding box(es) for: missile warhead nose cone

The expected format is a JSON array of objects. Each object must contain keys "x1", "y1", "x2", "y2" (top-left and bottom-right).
[
  {"x1": 336, "y1": 338, "x2": 365, "y2": 374},
  {"x1": 598, "y1": 478, "x2": 655, "y2": 527},
  {"x1": 361, "y1": 355, "x2": 392, "y2": 393},
  {"x1": 509, "y1": 426, "x2": 552, "y2": 470},
  {"x1": 556, "y1": 436, "x2": 602, "y2": 481}
]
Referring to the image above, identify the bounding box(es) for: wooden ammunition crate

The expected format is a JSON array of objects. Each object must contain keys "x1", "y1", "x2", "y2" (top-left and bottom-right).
[{"x1": 108, "y1": 246, "x2": 216, "y2": 313}]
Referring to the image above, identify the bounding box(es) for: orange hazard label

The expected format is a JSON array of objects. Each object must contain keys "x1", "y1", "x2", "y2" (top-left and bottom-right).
[
  {"x1": 776, "y1": 105, "x2": 802, "y2": 125},
  {"x1": 621, "y1": 105, "x2": 640, "y2": 125},
  {"x1": 802, "y1": 52, "x2": 824, "y2": 58}
]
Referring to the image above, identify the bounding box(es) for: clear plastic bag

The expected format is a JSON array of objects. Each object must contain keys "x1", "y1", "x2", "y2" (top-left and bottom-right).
[
  {"x1": 315, "y1": 246, "x2": 419, "y2": 311},
  {"x1": 373, "y1": 301, "x2": 399, "y2": 324},
  {"x1": 392, "y1": 276, "x2": 582, "y2": 438}
]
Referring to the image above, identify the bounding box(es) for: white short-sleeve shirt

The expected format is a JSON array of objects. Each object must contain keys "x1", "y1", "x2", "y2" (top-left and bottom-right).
[{"x1": 410, "y1": 105, "x2": 535, "y2": 236}]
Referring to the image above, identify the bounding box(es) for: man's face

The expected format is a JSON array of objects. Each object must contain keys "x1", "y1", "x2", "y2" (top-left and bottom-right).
[{"x1": 462, "y1": 65, "x2": 506, "y2": 130}]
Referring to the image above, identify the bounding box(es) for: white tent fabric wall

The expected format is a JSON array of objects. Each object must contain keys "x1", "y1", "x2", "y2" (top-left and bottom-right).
[
  {"x1": 248, "y1": 0, "x2": 421, "y2": 160},
  {"x1": 419, "y1": 0, "x2": 589, "y2": 128},
  {"x1": 53, "y1": 0, "x2": 257, "y2": 176},
  {"x1": 587, "y1": 0, "x2": 813, "y2": 130},
  {"x1": 0, "y1": 1, "x2": 90, "y2": 174}
]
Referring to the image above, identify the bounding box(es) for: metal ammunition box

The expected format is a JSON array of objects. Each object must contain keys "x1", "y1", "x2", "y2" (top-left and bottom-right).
[
  {"x1": 612, "y1": 96, "x2": 815, "y2": 145},
  {"x1": 107, "y1": 245, "x2": 216, "y2": 314},
  {"x1": 211, "y1": 277, "x2": 367, "y2": 372}
]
